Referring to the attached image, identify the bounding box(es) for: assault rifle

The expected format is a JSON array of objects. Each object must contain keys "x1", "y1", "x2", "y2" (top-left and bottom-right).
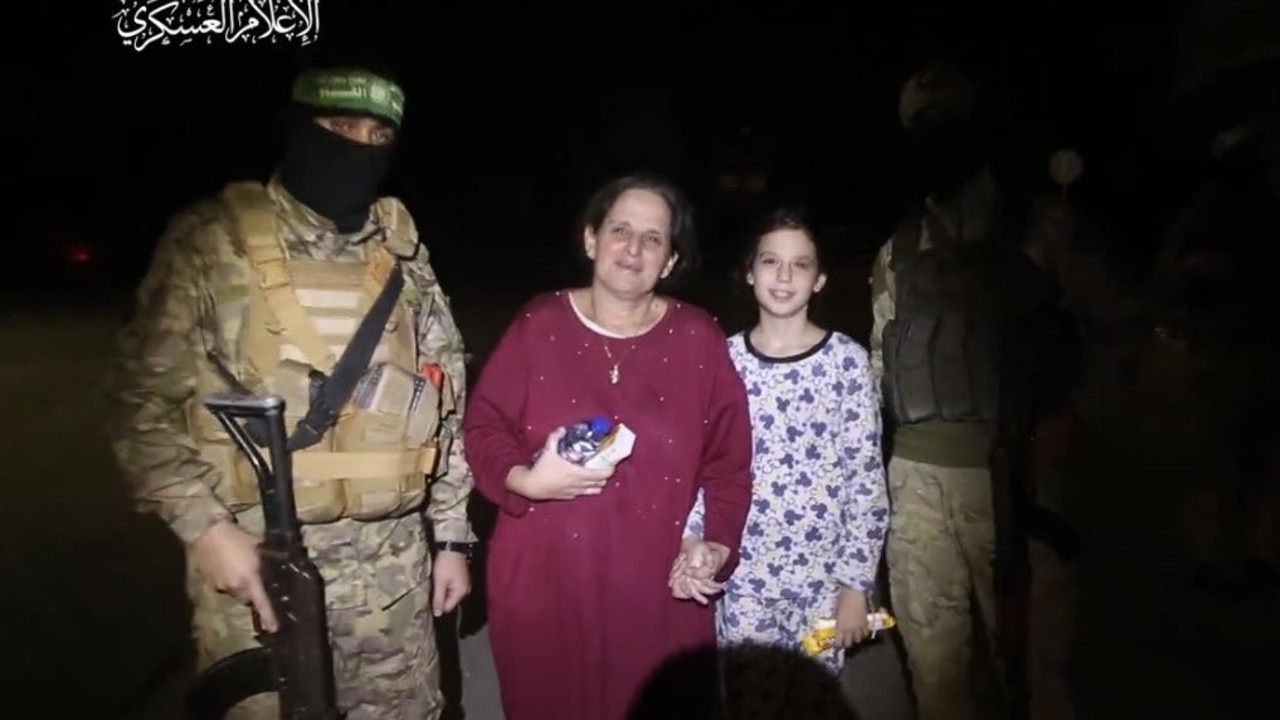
[
  {"x1": 991, "y1": 252, "x2": 1040, "y2": 720},
  {"x1": 186, "y1": 393, "x2": 343, "y2": 720},
  {"x1": 991, "y1": 262, "x2": 1085, "y2": 719},
  {"x1": 990, "y1": 433, "x2": 1032, "y2": 720}
]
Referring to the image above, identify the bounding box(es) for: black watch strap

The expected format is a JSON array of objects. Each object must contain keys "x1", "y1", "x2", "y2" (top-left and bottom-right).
[{"x1": 437, "y1": 541, "x2": 478, "y2": 556}]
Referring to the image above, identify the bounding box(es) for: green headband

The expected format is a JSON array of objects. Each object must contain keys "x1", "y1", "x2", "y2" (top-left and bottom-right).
[{"x1": 292, "y1": 68, "x2": 405, "y2": 127}]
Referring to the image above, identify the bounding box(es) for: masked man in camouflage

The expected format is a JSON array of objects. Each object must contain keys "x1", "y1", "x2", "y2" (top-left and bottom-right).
[
  {"x1": 106, "y1": 65, "x2": 476, "y2": 719},
  {"x1": 870, "y1": 63, "x2": 1053, "y2": 720}
]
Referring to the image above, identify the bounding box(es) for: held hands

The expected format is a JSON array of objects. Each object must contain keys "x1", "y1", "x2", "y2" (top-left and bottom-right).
[
  {"x1": 834, "y1": 588, "x2": 870, "y2": 647},
  {"x1": 668, "y1": 537, "x2": 730, "y2": 605},
  {"x1": 506, "y1": 427, "x2": 614, "y2": 501},
  {"x1": 191, "y1": 520, "x2": 280, "y2": 633}
]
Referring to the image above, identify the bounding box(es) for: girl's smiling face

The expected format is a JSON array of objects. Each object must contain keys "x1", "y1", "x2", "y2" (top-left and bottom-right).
[{"x1": 748, "y1": 228, "x2": 827, "y2": 318}]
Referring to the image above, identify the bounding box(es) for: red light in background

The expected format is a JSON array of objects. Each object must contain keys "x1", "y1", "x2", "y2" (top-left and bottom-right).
[{"x1": 68, "y1": 244, "x2": 92, "y2": 265}]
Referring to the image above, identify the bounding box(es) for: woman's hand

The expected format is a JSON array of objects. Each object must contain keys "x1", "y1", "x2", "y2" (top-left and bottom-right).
[
  {"x1": 505, "y1": 428, "x2": 614, "y2": 501},
  {"x1": 669, "y1": 537, "x2": 729, "y2": 605},
  {"x1": 834, "y1": 588, "x2": 870, "y2": 647}
]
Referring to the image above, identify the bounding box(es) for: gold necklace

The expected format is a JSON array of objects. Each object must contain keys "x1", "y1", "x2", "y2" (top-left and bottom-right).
[
  {"x1": 583, "y1": 289, "x2": 660, "y2": 384},
  {"x1": 586, "y1": 295, "x2": 654, "y2": 385},
  {"x1": 600, "y1": 341, "x2": 636, "y2": 385}
]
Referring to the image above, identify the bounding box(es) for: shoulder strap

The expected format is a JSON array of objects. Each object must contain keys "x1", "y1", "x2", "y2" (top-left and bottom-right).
[
  {"x1": 358, "y1": 239, "x2": 399, "y2": 308},
  {"x1": 221, "y1": 181, "x2": 338, "y2": 374},
  {"x1": 289, "y1": 258, "x2": 404, "y2": 451},
  {"x1": 370, "y1": 196, "x2": 421, "y2": 260},
  {"x1": 219, "y1": 182, "x2": 410, "y2": 451}
]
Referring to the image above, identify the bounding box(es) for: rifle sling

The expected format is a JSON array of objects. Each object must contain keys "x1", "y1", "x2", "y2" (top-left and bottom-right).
[{"x1": 288, "y1": 261, "x2": 405, "y2": 452}]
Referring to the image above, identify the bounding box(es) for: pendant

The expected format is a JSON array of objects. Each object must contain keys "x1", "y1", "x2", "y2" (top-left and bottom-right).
[{"x1": 609, "y1": 364, "x2": 620, "y2": 385}]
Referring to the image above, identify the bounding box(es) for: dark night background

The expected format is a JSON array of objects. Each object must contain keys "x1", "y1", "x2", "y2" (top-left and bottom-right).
[{"x1": 16, "y1": 0, "x2": 1196, "y2": 304}]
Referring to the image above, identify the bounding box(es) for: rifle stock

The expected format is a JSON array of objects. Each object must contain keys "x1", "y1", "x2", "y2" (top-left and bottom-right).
[{"x1": 186, "y1": 393, "x2": 344, "y2": 720}]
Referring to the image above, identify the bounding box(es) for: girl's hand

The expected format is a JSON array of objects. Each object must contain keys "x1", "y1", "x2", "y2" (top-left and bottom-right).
[
  {"x1": 671, "y1": 571, "x2": 724, "y2": 605},
  {"x1": 669, "y1": 538, "x2": 729, "y2": 605},
  {"x1": 834, "y1": 588, "x2": 870, "y2": 647}
]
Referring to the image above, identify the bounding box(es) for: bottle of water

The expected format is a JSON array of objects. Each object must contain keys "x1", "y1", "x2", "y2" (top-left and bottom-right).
[
  {"x1": 557, "y1": 415, "x2": 614, "y2": 463},
  {"x1": 534, "y1": 415, "x2": 614, "y2": 465}
]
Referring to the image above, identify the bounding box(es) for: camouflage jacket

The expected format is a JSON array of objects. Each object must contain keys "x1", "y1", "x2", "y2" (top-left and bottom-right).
[{"x1": 106, "y1": 177, "x2": 475, "y2": 547}]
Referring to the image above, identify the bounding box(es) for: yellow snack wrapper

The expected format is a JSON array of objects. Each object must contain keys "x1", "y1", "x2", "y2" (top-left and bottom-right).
[{"x1": 799, "y1": 609, "x2": 897, "y2": 656}]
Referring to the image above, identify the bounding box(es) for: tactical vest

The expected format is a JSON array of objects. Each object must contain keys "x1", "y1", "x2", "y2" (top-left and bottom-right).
[
  {"x1": 881, "y1": 214, "x2": 1003, "y2": 425},
  {"x1": 184, "y1": 181, "x2": 456, "y2": 524}
]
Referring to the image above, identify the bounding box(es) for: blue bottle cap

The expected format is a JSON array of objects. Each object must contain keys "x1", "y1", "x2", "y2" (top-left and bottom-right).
[{"x1": 586, "y1": 415, "x2": 613, "y2": 438}]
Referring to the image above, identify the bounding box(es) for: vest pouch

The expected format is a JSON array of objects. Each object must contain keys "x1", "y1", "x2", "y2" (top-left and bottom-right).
[
  {"x1": 335, "y1": 363, "x2": 423, "y2": 520},
  {"x1": 203, "y1": 441, "x2": 262, "y2": 512},
  {"x1": 347, "y1": 363, "x2": 418, "y2": 445},
  {"x1": 896, "y1": 313, "x2": 942, "y2": 423},
  {"x1": 258, "y1": 359, "x2": 346, "y2": 524},
  {"x1": 223, "y1": 445, "x2": 345, "y2": 521},
  {"x1": 405, "y1": 372, "x2": 444, "y2": 482},
  {"x1": 184, "y1": 396, "x2": 278, "y2": 513},
  {"x1": 292, "y1": 454, "x2": 348, "y2": 525},
  {"x1": 405, "y1": 373, "x2": 442, "y2": 449}
]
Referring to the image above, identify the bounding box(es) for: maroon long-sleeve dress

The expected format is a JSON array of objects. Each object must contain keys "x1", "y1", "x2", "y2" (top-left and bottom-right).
[{"x1": 463, "y1": 290, "x2": 753, "y2": 720}]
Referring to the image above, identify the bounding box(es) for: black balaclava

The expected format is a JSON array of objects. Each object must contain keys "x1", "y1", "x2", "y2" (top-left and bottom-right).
[
  {"x1": 899, "y1": 64, "x2": 985, "y2": 203},
  {"x1": 277, "y1": 67, "x2": 404, "y2": 233},
  {"x1": 906, "y1": 115, "x2": 986, "y2": 203},
  {"x1": 278, "y1": 114, "x2": 395, "y2": 233}
]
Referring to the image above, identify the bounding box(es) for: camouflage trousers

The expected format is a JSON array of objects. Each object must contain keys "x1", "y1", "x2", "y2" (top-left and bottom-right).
[
  {"x1": 187, "y1": 509, "x2": 443, "y2": 720},
  {"x1": 885, "y1": 456, "x2": 997, "y2": 720}
]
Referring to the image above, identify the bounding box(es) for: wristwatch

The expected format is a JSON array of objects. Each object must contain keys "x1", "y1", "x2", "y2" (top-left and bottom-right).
[{"x1": 436, "y1": 541, "x2": 478, "y2": 558}]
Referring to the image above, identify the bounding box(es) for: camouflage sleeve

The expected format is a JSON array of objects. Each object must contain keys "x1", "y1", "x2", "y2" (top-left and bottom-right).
[
  {"x1": 105, "y1": 205, "x2": 235, "y2": 546},
  {"x1": 404, "y1": 242, "x2": 477, "y2": 545},
  {"x1": 868, "y1": 239, "x2": 895, "y2": 394}
]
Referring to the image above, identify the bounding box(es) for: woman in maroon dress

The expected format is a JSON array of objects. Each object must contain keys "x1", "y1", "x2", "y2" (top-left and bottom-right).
[{"x1": 463, "y1": 174, "x2": 754, "y2": 720}]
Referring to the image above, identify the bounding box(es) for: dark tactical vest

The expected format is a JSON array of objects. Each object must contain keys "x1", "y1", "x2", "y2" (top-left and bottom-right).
[{"x1": 882, "y1": 211, "x2": 1014, "y2": 425}]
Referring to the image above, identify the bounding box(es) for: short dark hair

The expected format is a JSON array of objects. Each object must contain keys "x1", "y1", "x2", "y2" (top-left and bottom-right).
[
  {"x1": 743, "y1": 203, "x2": 825, "y2": 272},
  {"x1": 577, "y1": 173, "x2": 699, "y2": 290}
]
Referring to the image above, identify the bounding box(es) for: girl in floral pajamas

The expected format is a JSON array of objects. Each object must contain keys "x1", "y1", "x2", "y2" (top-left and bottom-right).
[{"x1": 676, "y1": 206, "x2": 889, "y2": 678}]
